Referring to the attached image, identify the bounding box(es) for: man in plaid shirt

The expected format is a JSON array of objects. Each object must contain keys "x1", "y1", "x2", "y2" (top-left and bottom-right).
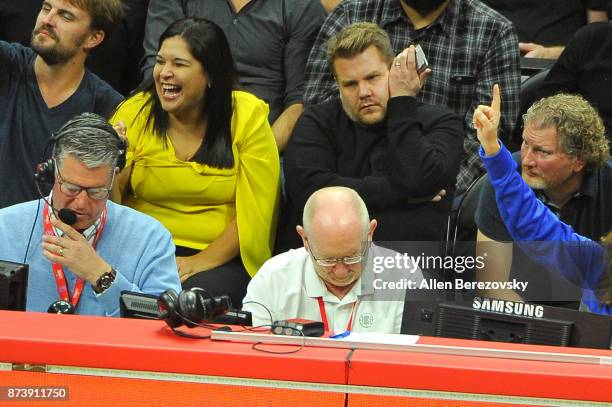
[{"x1": 304, "y1": 0, "x2": 521, "y2": 195}]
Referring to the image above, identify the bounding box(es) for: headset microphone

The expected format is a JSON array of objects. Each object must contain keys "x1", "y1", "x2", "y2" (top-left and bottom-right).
[
  {"x1": 34, "y1": 163, "x2": 77, "y2": 226},
  {"x1": 57, "y1": 208, "x2": 77, "y2": 226}
]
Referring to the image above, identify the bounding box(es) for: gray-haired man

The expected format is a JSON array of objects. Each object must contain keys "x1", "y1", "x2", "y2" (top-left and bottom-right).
[{"x1": 0, "y1": 113, "x2": 180, "y2": 316}]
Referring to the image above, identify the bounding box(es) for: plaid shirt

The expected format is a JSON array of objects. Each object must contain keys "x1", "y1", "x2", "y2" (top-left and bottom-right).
[{"x1": 303, "y1": 0, "x2": 521, "y2": 194}]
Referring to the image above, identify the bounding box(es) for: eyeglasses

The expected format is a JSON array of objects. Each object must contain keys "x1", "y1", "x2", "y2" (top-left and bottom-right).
[
  {"x1": 309, "y1": 242, "x2": 369, "y2": 267},
  {"x1": 55, "y1": 162, "x2": 114, "y2": 200}
]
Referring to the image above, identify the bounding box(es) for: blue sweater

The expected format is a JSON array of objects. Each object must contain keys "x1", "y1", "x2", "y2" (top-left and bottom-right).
[
  {"x1": 0, "y1": 199, "x2": 181, "y2": 316},
  {"x1": 479, "y1": 143, "x2": 610, "y2": 315}
]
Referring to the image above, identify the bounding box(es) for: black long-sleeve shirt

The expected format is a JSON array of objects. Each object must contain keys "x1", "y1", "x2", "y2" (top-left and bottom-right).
[
  {"x1": 281, "y1": 96, "x2": 463, "y2": 249},
  {"x1": 537, "y1": 22, "x2": 612, "y2": 141}
]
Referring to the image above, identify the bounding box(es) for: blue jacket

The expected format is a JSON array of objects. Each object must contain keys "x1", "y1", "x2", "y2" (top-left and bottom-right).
[
  {"x1": 479, "y1": 142, "x2": 610, "y2": 315},
  {"x1": 0, "y1": 199, "x2": 181, "y2": 316}
]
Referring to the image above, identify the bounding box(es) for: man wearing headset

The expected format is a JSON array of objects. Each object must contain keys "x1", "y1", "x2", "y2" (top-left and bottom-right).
[{"x1": 0, "y1": 113, "x2": 180, "y2": 316}]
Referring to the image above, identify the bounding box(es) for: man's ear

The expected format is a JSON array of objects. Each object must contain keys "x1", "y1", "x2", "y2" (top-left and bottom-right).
[
  {"x1": 84, "y1": 30, "x2": 105, "y2": 51},
  {"x1": 573, "y1": 154, "x2": 587, "y2": 173},
  {"x1": 296, "y1": 225, "x2": 308, "y2": 249},
  {"x1": 367, "y1": 219, "x2": 377, "y2": 241}
]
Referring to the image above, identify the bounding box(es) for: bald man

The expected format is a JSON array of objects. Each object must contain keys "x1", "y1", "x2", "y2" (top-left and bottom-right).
[{"x1": 242, "y1": 186, "x2": 423, "y2": 334}]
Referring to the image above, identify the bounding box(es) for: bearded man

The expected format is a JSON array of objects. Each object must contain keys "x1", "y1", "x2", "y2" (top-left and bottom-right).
[
  {"x1": 0, "y1": 0, "x2": 124, "y2": 208},
  {"x1": 475, "y1": 93, "x2": 612, "y2": 309}
]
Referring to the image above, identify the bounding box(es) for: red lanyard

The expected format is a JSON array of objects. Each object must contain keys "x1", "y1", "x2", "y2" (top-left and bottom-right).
[
  {"x1": 43, "y1": 204, "x2": 106, "y2": 307},
  {"x1": 317, "y1": 296, "x2": 359, "y2": 333}
]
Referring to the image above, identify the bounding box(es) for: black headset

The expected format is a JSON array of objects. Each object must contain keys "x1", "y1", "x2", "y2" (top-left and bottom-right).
[
  {"x1": 157, "y1": 288, "x2": 232, "y2": 328},
  {"x1": 23, "y1": 113, "x2": 128, "y2": 276},
  {"x1": 34, "y1": 114, "x2": 127, "y2": 186}
]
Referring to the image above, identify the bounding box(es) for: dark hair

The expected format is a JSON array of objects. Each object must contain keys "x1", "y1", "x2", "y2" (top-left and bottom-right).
[
  {"x1": 135, "y1": 18, "x2": 237, "y2": 168},
  {"x1": 68, "y1": 0, "x2": 123, "y2": 36}
]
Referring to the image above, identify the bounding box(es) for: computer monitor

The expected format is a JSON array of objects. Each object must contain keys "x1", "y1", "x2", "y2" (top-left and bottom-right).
[
  {"x1": 401, "y1": 295, "x2": 612, "y2": 350},
  {"x1": 0, "y1": 260, "x2": 28, "y2": 311}
]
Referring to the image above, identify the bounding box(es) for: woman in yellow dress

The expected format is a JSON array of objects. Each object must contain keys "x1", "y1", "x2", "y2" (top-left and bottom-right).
[{"x1": 111, "y1": 18, "x2": 280, "y2": 307}]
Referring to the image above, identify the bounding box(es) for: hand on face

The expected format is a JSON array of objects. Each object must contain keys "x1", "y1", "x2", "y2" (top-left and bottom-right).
[
  {"x1": 41, "y1": 217, "x2": 111, "y2": 285},
  {"x1": 473, "y1": 84, "x2": 502, "y2": 156},
  {"x1": 388, "y1": 45, "x2": 432, "y2": 98}
]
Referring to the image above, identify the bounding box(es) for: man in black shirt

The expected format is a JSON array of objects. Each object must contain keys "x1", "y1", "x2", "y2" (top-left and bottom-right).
[
  {"x1": 0, "y1": 0, "x2": 149, "y2": 96},
  {"x1": 536, "y1": 22, "x2": 612, "y2": 142},
  {"x1": 482, "y1": 0, "x2": 608, "y2": 59},
  {"x1": 282, "y1": 22, "x2": 463, "y2": 250},
  {"x1": 0, "y1": 0, "x2": 124, "y2": 209}
]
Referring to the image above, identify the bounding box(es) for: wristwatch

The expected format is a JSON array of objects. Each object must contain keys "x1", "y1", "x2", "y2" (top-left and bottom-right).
[{"x1": 93, "y1": 268, "x2": 117, "y2": 294}]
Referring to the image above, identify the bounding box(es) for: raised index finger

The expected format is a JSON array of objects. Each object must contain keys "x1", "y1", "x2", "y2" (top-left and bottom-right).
[{"x1": 491, "y1": 84, "x2": 501, "y2": 114}]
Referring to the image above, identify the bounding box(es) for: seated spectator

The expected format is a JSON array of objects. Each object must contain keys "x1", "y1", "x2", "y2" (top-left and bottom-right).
[
  {"x1": 475, "y1": 92, "x2": 612, "y2": 308},
  {"x1": 535, "y1": 21, "x2": 612, "y2": 141},
  {"x1": 474, "y1": 85, "x2": 611, "y2": 314},
  {"x1": 482, "y1": 0, "x2": 608, "y2": 59},
  {"x1": 282, "y1": 22, "x2": 462, "y2": 250},
  {"x1": 243, "y1": 186, "x2": 423, "y2": 333},
  {"x1": 0, "y1": 0, "x2": 124, "y2": 209},
  {"x1": 303, "y1": 0, "x2": 521, "y2": 196},
  {"x1": 0, "y1": 113, "x2": 181, "y2": 316},
  {"x1": 0, "y1": 0, "x2": 150, "y2": 96},
  {"x1": 141, "y1": 0, "x2": 326, "y2": 151},
  {"x1": 111, "y1": 19, "x2": 280, "y2": 308}
]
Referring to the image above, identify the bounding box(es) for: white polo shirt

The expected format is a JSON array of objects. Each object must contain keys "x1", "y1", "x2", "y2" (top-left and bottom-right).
[{"x1": 242, "y1": 245, "x2": 423, "y2": 334}]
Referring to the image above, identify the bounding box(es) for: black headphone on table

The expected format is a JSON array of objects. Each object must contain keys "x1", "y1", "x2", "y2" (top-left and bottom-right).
[
  {"x1": 157, "y1": 288, "x2": 232, "y2": 329},
  {"x1": 34, "y1": 114, "x2": 127, "y2": 187}
]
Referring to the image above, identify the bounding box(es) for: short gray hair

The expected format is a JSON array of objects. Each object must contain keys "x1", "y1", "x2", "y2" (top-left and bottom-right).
[
  {"x1": 302, "y1": 187, "x2": 370, "y2": 237},
  {"x1": 52, "y1": 113, "x2": 122, "y2": 173}
]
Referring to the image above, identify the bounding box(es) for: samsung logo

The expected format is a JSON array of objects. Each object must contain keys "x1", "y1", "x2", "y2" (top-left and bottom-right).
[{"x1": 472, "y1": 296, "x2": 544, "y2": 318}]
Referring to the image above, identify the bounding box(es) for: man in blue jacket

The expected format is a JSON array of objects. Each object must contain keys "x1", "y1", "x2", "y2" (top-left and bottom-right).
[
  {"x1": 0, "y1": 113, "x2": 180, "y2": 316},
  {"x1": 475, "y1": 88, "x2": 611, "y2": 308}
]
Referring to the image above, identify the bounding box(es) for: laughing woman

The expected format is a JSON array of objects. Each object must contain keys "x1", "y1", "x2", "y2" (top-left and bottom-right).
[{"x1": 110, "y1": 18, "x2": 280, "y2": 307}]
